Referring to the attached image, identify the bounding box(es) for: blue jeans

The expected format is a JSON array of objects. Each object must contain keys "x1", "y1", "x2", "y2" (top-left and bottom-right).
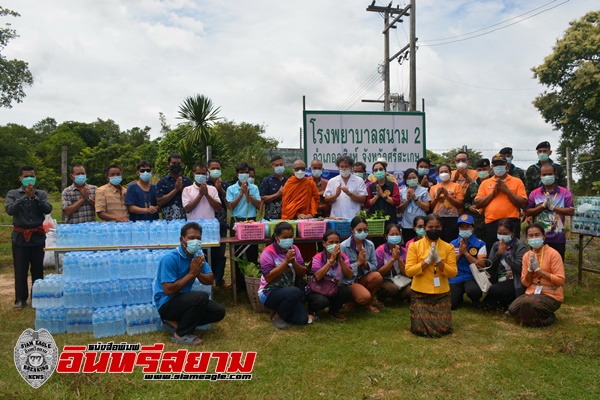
[{"x1": 264, "y1": 286, "x2": 308, "y2": 325}]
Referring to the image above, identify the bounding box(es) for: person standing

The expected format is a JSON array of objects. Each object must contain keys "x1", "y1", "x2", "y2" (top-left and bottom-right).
[
  {"x1": 353, "y1": 162, "x2": 369, "y2": 183},
  {"x1": 125, "y1": 160, "x2": 159, "y2": 222},
  {"x1": 365, "y1": 161, "x2": 401, "y2": 226},
  {"x1": 61, "y1": 164, "x2": 97, "y2": 224},
  {"x1": 463, "y1": 158, "x2": 491, "y2": 240},
  {"x1": 260, "y1": 156, "x2": 287, "y2": 220},
  {"x1": 95, "y1": 164, "x2": 129, "y2": 222},
  {"x1": 429, "y1": 164, "x2": 464, "y2": 243},
  {"x1": 5, "y1": 166, "x2": 53, "y2": 308},
  {"x1": 310, "y1": 159, "x2": 330, "y2": 218},
  {"x1": 525, "y1": 164, "x2": 574, "y2": 260},
  {"x1": 156, "y1": 154, "x2": 193, "y2": 221},
  {"x1": 475, "y1": 154, "x2": 527, "y2": 252},
  {"x1": 451, "y1": 151, "x2": 478, "y2": 193},
  {"x1": 206, "y1": 159, "x2": 231, "y2": 290},
  {"x1": 323, "y1": 155, "x2": 367, "y2": 219},
  {"x1": 399, "y1": 168, "x2": 430, "y2": 244},
  {"x1": 525, "y1": 141, "x2": 567, "y2": 195},
  {"x1": 182, "y1": 162, "x2": 222, "y2": 221},
  {"x1": 498, "y1": 147, "x2": 525, "y2": 182},
  {"x1": 416, "y1": 157, "x2": 434, "y2": 188}
]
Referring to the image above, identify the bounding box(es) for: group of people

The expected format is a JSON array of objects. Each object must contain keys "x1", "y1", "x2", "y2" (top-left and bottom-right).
[{"x1": 5, "y1": 140, "x2": 572, "y2": 343}]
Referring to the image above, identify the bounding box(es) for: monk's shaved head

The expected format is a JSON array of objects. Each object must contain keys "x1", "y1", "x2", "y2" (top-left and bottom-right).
[{"x1": 293, "y1": 160, "x2": 306, "y2": 169}]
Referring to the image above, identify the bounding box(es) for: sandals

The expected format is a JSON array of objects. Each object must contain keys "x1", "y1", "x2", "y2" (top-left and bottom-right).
[
  {"x1": 162, "y1": 321, "x2": 177, "y2": 335},
  {"x1": 329, "y1": 312, "x2": 347, "y2": 320},
  {"x1": 171, "y1": 334, "x2": 203, "y2": 345}
]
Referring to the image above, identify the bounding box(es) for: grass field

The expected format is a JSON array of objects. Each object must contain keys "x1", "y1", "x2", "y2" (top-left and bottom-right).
[{"x1": 0, "y1": 196, "x2": 599, "y2": 399}]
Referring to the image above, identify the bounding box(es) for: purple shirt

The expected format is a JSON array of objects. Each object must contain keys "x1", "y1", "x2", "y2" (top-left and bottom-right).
[
  {"x1": 375, "y1": 243, "x2": 407, "y2": 279},
  {"x1": 526, "y1": 185, "x2": 573, "y2": 244},
  {"x1": 258, "y1": 243, "x2": 304, "y2": 298},
  {"x1": 311, "y1": 250, "x2": 350, "y2": 282}
]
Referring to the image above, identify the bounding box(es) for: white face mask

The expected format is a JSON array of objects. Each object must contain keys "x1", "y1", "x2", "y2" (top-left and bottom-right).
[
  {"x1": 456, "y1": 162, "x2": 467, "y2": 169},
  {"x1": 340, "y1": 169, "x2": 351, "y2": 178},
  {"x1": 294, "y1": 170, "x2": 306, "y2": 179},
  {"x1": 439, "y1": 172, "x2": 450, "y2": 182}
]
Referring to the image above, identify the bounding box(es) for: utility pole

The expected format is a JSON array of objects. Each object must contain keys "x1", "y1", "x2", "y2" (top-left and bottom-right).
[
  {"x1": 61, "y1": 146, "x2": 67, "y2": 191},
  {"x1": 409, "y1": 0, "x2": 416, "y2": 111},
  {"x1": 365, "y1": 1, "x2": 413, "y2": 111}
]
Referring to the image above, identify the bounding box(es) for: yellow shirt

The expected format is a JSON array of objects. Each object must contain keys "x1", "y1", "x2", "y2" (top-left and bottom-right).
[{"x1": 405, "y1": 237, "x2": 458, "y2": 294}]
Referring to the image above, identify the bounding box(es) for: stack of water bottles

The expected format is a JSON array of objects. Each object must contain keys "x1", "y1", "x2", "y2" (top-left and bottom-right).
[
  {"x1": 33, "y1": 250, "x2": 212, "y2": 337},
  {"x1": 55, "y1": 219, "x2": 221, "y2": 248}
]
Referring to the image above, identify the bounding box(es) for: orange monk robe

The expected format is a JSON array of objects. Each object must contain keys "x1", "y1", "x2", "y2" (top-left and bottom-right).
[{"x1": 281, "y1": 176, "x2": 320, "y2": 220}]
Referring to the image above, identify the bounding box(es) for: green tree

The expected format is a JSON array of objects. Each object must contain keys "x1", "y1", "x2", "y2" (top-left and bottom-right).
[
  {"x1": 0, "y1": 6, "x2": 33, "y2": 108},
  {"x1": 532, "y1": 10, "x2": 600, "y2": 188},
  {"x1": 212, "y1": 120, "x2": 278, "y2": 169},
  {"x1": 177, "y1": 94, "x2": 221, "y2": 144},
  {"x1": 0, "y1": 123, "x2": 34, "y2": 194}
]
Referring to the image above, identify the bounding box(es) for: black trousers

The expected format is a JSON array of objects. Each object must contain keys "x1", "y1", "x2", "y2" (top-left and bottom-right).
[
  {"x1": 402, "y1": 228, "x2": 416, "y2": 244},
  {"x1": 439, "y1": 217, "x2": 459, "y2": 244},
  {"x1": 450, "y1": 280, "x2": 482, "y2": 310},
  {"x1": 547, "y1": 242, "x2": 566, "y2": 261},
  {"x1": 482, "y1": 279, "x2": 516, "y2": 311},
  {"x1": 210, "y1": 225, "x2": 229, "y2": 285},
  {"x1": 13, "y1": 243, "x2": 44, "y2": 304},
  {"x1": 485, "y1": 218, "x2": 520, "y2": 253},
  {"x1": 159, "y1": 291, "x2": 226, "y2": 337},
  {"x1": 307, "y1": 285, "x2": 351, "y2": 315}
]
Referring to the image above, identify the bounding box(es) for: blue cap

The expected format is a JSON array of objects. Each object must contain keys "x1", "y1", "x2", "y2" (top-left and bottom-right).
[{"x1": 457, "y1": 214, "x2": 474, "y2": 226}]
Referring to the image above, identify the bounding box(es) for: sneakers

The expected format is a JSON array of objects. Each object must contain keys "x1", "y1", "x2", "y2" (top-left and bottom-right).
[{"x1": 14, "y1": 300, "x2": 25, "y2": 309}]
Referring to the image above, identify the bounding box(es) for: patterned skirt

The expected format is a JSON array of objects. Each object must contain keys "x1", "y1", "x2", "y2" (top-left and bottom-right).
[{"x1": 410, "y1": 290, "x2": 452, "y2": 338}]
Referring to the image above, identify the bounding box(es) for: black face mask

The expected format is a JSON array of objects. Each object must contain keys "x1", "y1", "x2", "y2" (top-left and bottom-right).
[
  {"x1": 426, "y1": 229, "x2": 442, "y2": 241},
  {"x1": 170, "y1": 164, "x2": 182, "y2": 174}
]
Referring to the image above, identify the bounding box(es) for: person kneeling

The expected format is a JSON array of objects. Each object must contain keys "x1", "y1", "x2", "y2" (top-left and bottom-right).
[{"x1": 154, "y1": 222, "x2": 226, "y2": 345}]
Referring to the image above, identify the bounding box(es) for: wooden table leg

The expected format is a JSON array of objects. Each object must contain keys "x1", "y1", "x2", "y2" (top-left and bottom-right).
[
  {"x1": 578, "y1": 234, "x2": 583, "y2": 284},
  {"x1": 230, "y1": 243, "x2": 237, "y2": 306}
]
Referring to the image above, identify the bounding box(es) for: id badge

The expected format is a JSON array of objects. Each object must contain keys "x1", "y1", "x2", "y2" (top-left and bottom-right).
[
  {"x1": 433, "y1": 277, "x2": 441, "y2": 287},
  {"x1": 534, "y1": 285, "x2": 543, "y2": 295}
]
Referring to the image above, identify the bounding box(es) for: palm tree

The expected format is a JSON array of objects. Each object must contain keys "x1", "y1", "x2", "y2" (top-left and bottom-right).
[{"x1": 177, "y1": 94, "x2": 221, "y2": 144}]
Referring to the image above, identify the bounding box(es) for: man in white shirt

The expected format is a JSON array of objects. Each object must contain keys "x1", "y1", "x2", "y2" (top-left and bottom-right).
[
  {"x1": 182, "y1": 162, "x2": 222, "y2": 220},
  {"x1": 324, "y1": 155, "x2": 367, "y2": 218}
]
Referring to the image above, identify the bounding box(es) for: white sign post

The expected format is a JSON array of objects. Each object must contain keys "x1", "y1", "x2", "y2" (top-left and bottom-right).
[{"x1": 303, "y1": 111, "x2": 426, "y2": 173}]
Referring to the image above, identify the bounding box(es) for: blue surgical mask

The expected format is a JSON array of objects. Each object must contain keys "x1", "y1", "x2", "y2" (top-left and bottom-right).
[
  {"x1": 238, "y1": 173, "x2": 249, "y2": 183},
  {"x1": 312, "y1": 169, "x2": 322, "y2": 178},
  {"x1": 354, "y1": 231, "x2": 368, "y2": 241},
  {"x1": 528, "y1": 237, "x2": 544, "y2": 249},
  {"x1": 387, "y1": 236, "x2": 402, "y2": 246},
  {"x1": 541, "y1": 175, "x2": 555, "y2": 186},
  {"x1": 406, "y1": 178, "x2": 418, "y2": 188},
  {"x1": 209, "y1": 169, "x2": 222, "y2": 179},
  {"x1": 109, "y1": 176, "x2": 122, "y2": 186},
  {"x1": 278, "y1": 238, "x2": 294, "y2": 249},
  {"x1": 195, "y1": 174, "x2": 207, "y2": 184},
  {"x1": 326, "y1": 244, "x2": 337, "y2": 254},
  {"x1": 477, "y1": 171, "x2": 489, "y2": 179},
  {"x1": 418, "y1": 168, "x2": 429, "y2": 176},
  {"x1": 274, "y1": 166, "x2": 285, "y2": 175},
  {"x1": 506, "y1": 157, "x2": 513, "y2": 163},
  {"x1": 185, "y1": 239, "x2": 202, "y2": 255},
  {"x1": 248, "y1": 177, "x2": 255, "y2": 185},
  {"x1": 493, "y1": 166, "x2": 506, "y2": 176},
  {"x1": 353, "y1": 172, "x2": 363, "y2": 179},
  {"x1": 497, "y1": 234, "x2": 512, "y2": 243},
  {"x1": 415, "y1": 228, "x2": 425, "y2": 237},
  {"x1": 374, "y1": 170, "x2": 386, "y2": 180},
  {"x1": 74, "y1": 175, "x2": 87, "y2": 185},
  {"x1": 140, "y1": 172, "x2": 152, "y2": 182},
  {"x1": 538, "y1": 153, "x2": 549, "y2": 162},
  {"x1": 22, "y1": 177, "x2": 36, "y2": 187},
  {"x1": 459, "y1": 229, "x2": 473, "y2": 239}
]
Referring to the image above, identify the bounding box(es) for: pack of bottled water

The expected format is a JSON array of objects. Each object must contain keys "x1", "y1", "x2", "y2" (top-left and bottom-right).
[
  {"x1": 125, "y1": 304, "x2": 162, "y2": 335},
  {"x1": 32, "y1": 274, "x2": 64, "y2": 309},
  {"x1": 120, "y1": 278, "x2": 153, "y2": 306},
  {"x1": 66, "y1": 307, "x2": 94, "y2": 333},
  {"x1": 35, "y1": 307, "x2": 67, "y2": 333},
  {"x1": 92, "y1": 306, "x2": 127, "y2": 338},
  {"x1": 55, "y1": 218, "x2": 221, "y2": 248}
]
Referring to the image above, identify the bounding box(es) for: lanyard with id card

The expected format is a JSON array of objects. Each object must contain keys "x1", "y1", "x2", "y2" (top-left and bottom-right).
[{"x1": 433, "y1": 265, "x2": 441, "y2": 287}]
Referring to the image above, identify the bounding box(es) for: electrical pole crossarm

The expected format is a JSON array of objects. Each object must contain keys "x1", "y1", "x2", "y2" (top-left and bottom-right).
[{"x1": 383, "y1": 5, "x2": 411, "y2": 33}]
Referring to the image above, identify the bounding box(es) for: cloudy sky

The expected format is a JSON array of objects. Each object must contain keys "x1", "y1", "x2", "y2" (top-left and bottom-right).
[{"x1": 1, "y1": 0, "x2": 595, "y2": 168}]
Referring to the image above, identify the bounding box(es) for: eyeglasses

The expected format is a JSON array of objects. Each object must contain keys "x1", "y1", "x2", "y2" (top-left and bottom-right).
[
  {"x1": 355, "y1": 229, "x2": 369, "y2": 233},
  {"x1": 455, "y1": 158, "x2": 468, "y2": 163},
  {"x1": 139, "y1": 169, "x2": 152, "y2": 173},
  {"x1": 293, "y1": 167, "x2": 306, "y2": 172}
]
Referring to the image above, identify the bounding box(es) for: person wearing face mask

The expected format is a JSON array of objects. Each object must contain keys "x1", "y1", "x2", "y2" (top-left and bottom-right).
[
  {"x1": 399, "y1": 168, "x2": 431, "y2": 243},
  {"x1": 449, "y1": 214, "x2": 487, "y2": 310},
  {"x1": 340, "y1": 216, "x2": 383, "y2": 313},
  {"x1": 353, "y1": 162, "x2": 369, "y2": 183},
  {"x1": 258, "y1": 222, "x2": 313, "y2": 328},
  {"x1": 525, "y1": 164, "x2": 574, "y2": 260},
  {"x1": 376, "y1": 224, "x2": 411, "y2": 303},
  {"x1": 525, "y1": 141, "x2": 567, "y2": 195},
  {"x1": 260, "y1": 156, "x2": 288, "y2": 220},
  {"x1": 429, "y1": 164, "x2": 464, "y2": 243},
  {"x1": 482, "y1": 219, "x2": 528, "y2": 311},
  {"x1": 5, "y1": 166, "x2": 53, "y2": 309},
  {"x1": 367, "y1": 157, "x2": 397, "y2": 183},
  {"x1": 310, "y1": 159, "x2": 331, "y2": 218},
  {"x1": 405, "y1": 214, "x2": 458, "y2": 337},
  {"x1": 451, "y1": 151, "x2": 478, "y2": 193},
  {"x1": 182, "y1": 162, "x2": 222, "y2": 221},
  {"x1": 416, "y1": 157, "x2": 434, "y2": 188},
  {"x1": 508, "y1": 223, "x2": 565, "y2": 327},
  {"x1": 125, "y1": 160, "x2": 159, "y2": 222},
  {"x1": 498, "y1": 147, "x2": 525, "y2": 183},
  {"x1": 205, "y1": 159, "x2": 231, "y2": 290},
  {"x1": 463, "y1": 159, "x2": 491, "y2": 240},
  {"x1": 281, "y1": 160, "x2": 319, "y2": 220},
  {"x1": 308, "y1": 230, "x2": 354, "y2": 320},
  {"x1": 62, "y1": 164, "x2": 97, "y2": 224},
  {"x1": 324, "y1": 155, "x2": 367, "y2": 219},
  {"x1": 95, "y1": 164, "x2": 129, "y2": 222},
  {"x1": 366, "y1": 161, "x2": 401, "y2": 237},
  {"x1": 154, "y1": 222, "x2": 226, "y2": 345},
  {"x1": 156, "y1": 154, "x2": 193, "y2": 221},
  {"x1": 405, "y1": 216, "x2": 426, "y2": 250},
  {"x1": 475, "y1": 154, "x2": 527, "y2": 252}
]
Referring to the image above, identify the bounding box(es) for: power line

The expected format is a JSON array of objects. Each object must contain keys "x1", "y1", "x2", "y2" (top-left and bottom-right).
[
  {"x1": 418, "y1": 67, "x2": 538, "y2": 91},
  {"x1": 420, "y1": 0, "x2": 570, "y2": 47},
  {"x1": 335, "y1": 69, "x2": 381, "y2": 111}
]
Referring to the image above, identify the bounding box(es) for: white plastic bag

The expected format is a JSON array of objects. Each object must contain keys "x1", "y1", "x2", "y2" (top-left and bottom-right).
[{"x1": 469, "y1": 262, "x2": 492, "y2": 293}]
